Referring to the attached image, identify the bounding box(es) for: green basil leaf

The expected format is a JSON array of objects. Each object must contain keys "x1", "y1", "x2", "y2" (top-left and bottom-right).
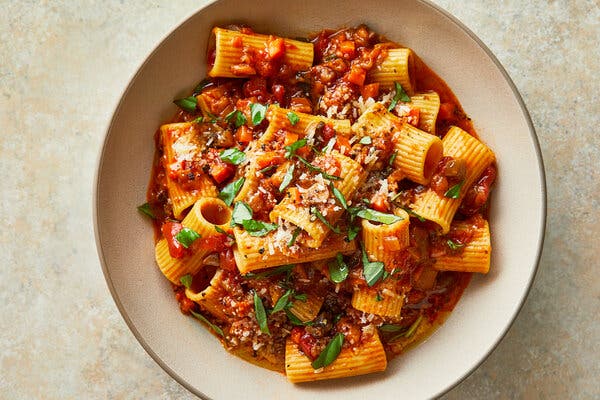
[
  {"x1": 191, "y1": 310, "x2": 224, "y2": 337},
  {"x1": 294, "y1": 155, "x2": 342, "y2": 180},
  {"x1": 214, "y1": 225, "x2": 235, "y2": 239},
  {"x1": 403, "y1": 206, "x2": 426, "y2": 222},
  {"x1": 279, "y1": 164, "x2": 295, "y2": 192},
  {"x1": 312, "y1": 333, "x2": 344, "y2": 369},
  {"x1": 285, "y1": 309, "x2": 312, "y2": 326},
  {"x1": 388, "y1": 150, "x2": 398, "y2": 166},
  {"x1": 244, "y1": 264, "x2": 295, "y2": 279},
  {"x1": 284, "y1": 138, "x2": 307, "y2": 159},
  {"x1": 231, "y1": 201, "x2": 253, "y2": 225},
  {"x1": 356, "y1": 208, "x2": 403, "y2": 225},
  {"x1": 250, "y1": 103, "x2": 267, "y2": 125},
  {"x1": 329, "y1": 183, "x2": 347, "y2": 210},
  {"x1": 173, "y1": 96, "x2": 198, "y2": 113},
  {"x1": 361, "y1": 243, "x2": 384, "y2": 287},
  {"x1": 179, "y1": 274, "x2": 193, "y2": 289},
  {"x1": 192, "y1": 78, "x2": 212, "y2": 96},
  {"x1": 253, "y1": 291, "x2": 270, "y2": 335},
  {"x1": 258, "y1": 165, "x2": 277, "y2": 175},
  {"x1": 219, "y1": 177, "x2": 245, "y2": 206},
  {"x1": 288, "y1": 227, "x2": 301, "y2": 247},
  {"x1": 225, "y1": 109, "x2": 247, "y2": 128},
  {"x1": 347, "y1": 224, "x2": 360, "y2": 241},
  {"x1": 444, "y1": 181, "x2": 464, "y2": 199},
  {"x1": 293, "y1": 293, "x2": 308, "y2": 302},
  {"x1": 447, "y1": 239, "x2": 464, "y2": 251},
  {"x1": 287, "y1": 111, "x2": 300, "y2": 126},
  {"x1": 137, "y1": 203, "x2": 155, "y2": 219},
  {"x1": 387, "y1": 82, "x2": 410, "y2": 111},
  {"x1": 328, "y1": 253, "x2": 349, "y2": 283},
  {"x1": 359, "y1": 136, "x2": 372, "y2": 145},
  {"x1": 375, "y1": 292, "x2": 383, "y2": 301},
  {"x1": 271, "y1": 289, "x2": 293, "y2": 313},
  {"x1": 379, "y1": 324, "x2": 404, "y2": 333},
  {"x1": 219, "y1": 148, "x2": 246, "y2": 165},
  {"x1": 175, "y1": 227, "x2": 201, "y2": 248},
  {"x1": 242, "y1": 219, "x2": 278, "y2": 237},
  {"x1": 192, "y1": 116, "x2": 204, "y2": 124},
  {"x1": 310, "y1": 207, "x2": 341, "y2": 234},
  {"x1": 404, "y1": 315, "x2": 422, "y2": 338}
]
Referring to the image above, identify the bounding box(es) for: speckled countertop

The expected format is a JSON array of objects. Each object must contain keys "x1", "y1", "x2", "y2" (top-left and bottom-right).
[{"x1": 1, "y1": 1, "x2": 598, "y2": 399}]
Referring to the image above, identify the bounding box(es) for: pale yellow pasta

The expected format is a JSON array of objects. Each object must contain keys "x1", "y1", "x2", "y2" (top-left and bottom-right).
[
  {"x1": 233, "y1": 228, "x2": 357, "y2": 274},
  {"x1": 208, "y1": 28, "x2": 314, "y2": 78},
  {"x1": 434, "y1": 220, "x2": 491, "y2": 273},
  {"x1": 270, "y1": 151, "x2": 366, "y2": 248},
  {"x1": 154, "y1": 198, "x2": 232, "y2": 284},
  {"x1": 288, "y1": 290, "x2": 325, "y2": 323},
  {"x1": 160, "y1": 122, "x2": 218, "y2": 218},
  {"x1": 392, "y1": 122, "x2": 443, "y2": 185},
  {"x1": 368, "y1": 47, "x2": 415, "y2": 95},
  {"x1": 410, "y1": 126, "x2": 496, "y2": 233},
  {"x1": 361, "y1": 208, "x2": 410, "y2": 267},
  {"x1": 351, "y1": 287, "x2": 404, "y2": 318},
  {"x1": 351, "y1": 102, "x2": 400, "y2": 140},
  {"x1": 285, "y1": 329, "x2": 387, "y2": 383},
  {"x1": 185, "y1": 269, "x2": 229, "y2": 321},
  {"x1": 410, "y1": 91, "x2": 440, "y2": 134}
]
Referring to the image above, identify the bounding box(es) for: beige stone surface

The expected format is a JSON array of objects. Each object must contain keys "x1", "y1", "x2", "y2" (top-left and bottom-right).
[{"x1": 0, "y1": 0, "x2": 598, "y2": 399}]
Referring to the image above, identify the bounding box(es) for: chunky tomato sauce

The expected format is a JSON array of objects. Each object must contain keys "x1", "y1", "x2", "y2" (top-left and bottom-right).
[{"x1": 144, "y1": 25, "x2": 495, "y2": 373}]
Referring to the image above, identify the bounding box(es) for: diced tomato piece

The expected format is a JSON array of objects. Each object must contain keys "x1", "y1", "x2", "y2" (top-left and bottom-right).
[
  {"x1": 161, "y1": 222, "x2": 188, "y2": 259},
  {"x1": 219, "y1": 248, "x2": 237, "y2": 271},
  {"x1": 235, "y1": 125, "x2": 253, "y2": 144},
  {"x1": 339, "y1": 40, "x2": 356, "y2": 58},
  {"x1": 370, "y1": 193, "x2": 390, "y2": 212},
  {"x1": 334, "y1": 135, "x2": 351, "y2": 155},
  {"x1": 194, "y1": 234, "x2": 229, "y2": 254},
  {"x1": 256, "y1": 154, "x2": 285, "y2": 169},
  {"x1": 283, "y1": 132, "x2": 299, "y2": 146},
  {"x1": 209, "y1": 162, "x2": 235, "y2": 184},
  {"x1": 289, "y1": 97, "x2": 312, "y2": 114},
  {"x1": 346, "y1": 66, "x2": 366, "y2": 86},
  {"x1": 361, "y1": 83, "x2": 379, "y2": 99},
  {"x1": 267, "y1": 37, "x2": 286, "y2": 60},
  {"x1": 296, "y1": 146, "x2": 311, "y2": 159},
  {"x1": 231, "y1": 35, "x2": 243, "y2": 48},
  {"x1": 289, "y1": 327, "x2": 318, "y2": 360},
  {"x1": 438, "y1": 102, "x2": 456, "y2": 120}
]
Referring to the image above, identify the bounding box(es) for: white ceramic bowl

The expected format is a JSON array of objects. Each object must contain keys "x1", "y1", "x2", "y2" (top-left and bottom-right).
[{"x1": 94, "y1": 0, "x2": 546, "y2": 398}]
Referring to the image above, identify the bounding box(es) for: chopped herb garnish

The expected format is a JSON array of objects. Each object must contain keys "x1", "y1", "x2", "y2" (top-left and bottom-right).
[
  {"x1": 347, "y1": 224, "x2": 360, "y2": 241},
  {"x1": 231, "y1": 201, "x2": 253, "y2": 225},
  {"x1": 279, "y1": 164, "x2": 295, "y2": 192},
  {"x1": 253, "y1": 291, "x2": 270, "y2": 335},
  {"x1": 403, "y1": 206, "x2": 426, "y2": 222},
  {"x1": 192, "y1": 116, "x2": 204, "y2": 124},
  {"x1": 328, "y1": 253, "x2": 349, "y2": 283},
  {"x1": 219, "y1": 148, "x2": 246, "y2": 165},
  {"x1": 271, "y1": 289, "x2": 293, "y2": 314},
  {"x1": 389, "y1": 151, "x2": 398, "y2": 166},
  {"x1": 175, "y1": 227, "x2": 201, "y2": 248},
  {"x1": 295, "y1": 155, "x2": 342, "y2": 180},
  {"x1": 242, "y1": 219, "x2": 278, "y2": 237},
  {"x1": 287, "y1": 111, "x2": 300, "y2": 126},
  {"x1": 376, "y1": 292, "x2": 383, "y2": 302},
  {"x1": 361, "y1": 243, "x2": 385, "y2": 287},
  {"x1": 379, "y1": 324, "x2": 405, "y2": 333},
  {"x1": 286, "y1": 309, "x2": 312, "y2": 326},
  {"x1": 173, "y1": 96, "x2": 198, "y2": 113},
  {"x1": 284, "y1": 138, "x2": 307, "y2": 159},
  {"x1": 404, "y1": 315, "x2": 423, "y2": 338},
  {"x1": 192, "y1": 78, "x2": 212, "y2": 96},
  {"x1": 310, "y1": 207, "x2": 341, "y2": 233},
  {"x1": 179, "y1": 274, "x2": 193, "y2": 289},
  {"x1": 244, "y1": 264, "x2": 295, "y2": 279},
  {"x1": 293, "y1": 293, "x2": 308, "y2": 302},
  {"x1": 137, "y1": 203, "x2": 155, "y2": 219},
  {"x1": 356, "y1": 208, "x2": 403, "y2": 225},
  {"x1": 224, "y1": 109, "x2": 247, "y2": 128},
  {"x1": 258, "y1": 165, "x2": 277, "y2": 175},
  {"x1": 191, "y1": 310, "x2": 224, "y2": 337},
  {"x1": 214, "y1": 225, "x2": 235, "y2": 239},
  {"x1": 387, "y1": 81, "x2": 410, "y2": 111},
  {"x1": 312, "y1": 333, "x2": 344, "y2": 369},
  {"x1": 447, "y1": 239, "x2": 464, "y2": 250},
  {"x1": 250, "y1": 103, "x2": 267, "y2": 125},
  {"x1": 288, "y1": 227, "x2": 301, "y2": 247},
  {"x1": 205, "y1": 111, "x2": 220, "y2": 123},
  {"x1": 219, "y1": 177, "x2": 245, "y2": 206},
  {"x1": 329, "y1": 183, "x2": 347, "y2": 210},
  {"x1": 444, "y1": 181, "x2": 464, "y2": 199},
  {"x1": 359, "y1": 136, "x2": 372, "y2": 145}
]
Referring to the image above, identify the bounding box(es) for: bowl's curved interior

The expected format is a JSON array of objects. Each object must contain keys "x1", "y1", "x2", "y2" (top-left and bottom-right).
[{"x1": 95, "y1": 0, "x2": 545, "y2": 398}]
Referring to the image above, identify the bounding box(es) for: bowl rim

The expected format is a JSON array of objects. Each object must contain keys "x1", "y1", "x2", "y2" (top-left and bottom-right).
[{"x1": 93, "y1": 0, "x2": 547, "y2": 398}]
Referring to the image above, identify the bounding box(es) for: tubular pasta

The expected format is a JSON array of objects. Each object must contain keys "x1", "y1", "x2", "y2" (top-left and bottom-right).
[
  {"x1": 434, "y1": 220, "x2": 491, "y2": 273},
  {"x1": 361, "y1": 208, "x2": 410, "y2": 268},
  {"x1": 410, "y1": 126, "x2": 496, "y2": 233},
  {"x1": 392, "y1": 122, "x2": 443, "y2": 185},
  {"x1": 410, "y1": 91, "x2": 440, "y2": 134},
  {"x1": 285, "y1": 329, "x2": 387, "y2": 383},
  {"x1": 288, "y1": 290, "x2": 325, "y2": 323},
  {"x1": 368, "y1": 47, "x2": 415, "y2": 95},
  {"x1": 209, "y1": 28, "x2": 314, "y2": 78},
  {"x1": 185, "y1": 269, "x2": 229, "y2": 321}
]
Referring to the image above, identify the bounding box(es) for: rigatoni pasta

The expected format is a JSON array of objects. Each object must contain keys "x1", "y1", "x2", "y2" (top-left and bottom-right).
[{"x1": 142, "y1": 24, "x2": 498, "y2": 384}]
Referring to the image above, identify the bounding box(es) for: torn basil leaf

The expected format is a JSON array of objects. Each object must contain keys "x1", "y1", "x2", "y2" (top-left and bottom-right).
[
  {"x1": 242, "y1": 219, "x2": 278, "y2": 237},
  {"x1": 219, "y1": 148, "x2": 246, "y2": 165},
  {"x1": 137, "y1": 203, "x2": 155, "y2": 219},
  {"x1": 387, "y1": 81, "x2": 411, "y2": 111},
  {"x1": 231, "y1": 201, "x2": 253, "y2": 225},
  {"x1": 361, "y1": 243, "x2": 385, "y2": 287},
  {"x1": 284, "y1": 138, "x2": 307, "y2": 159},
  {"x1": 173, "y1": 96, "x2": 198, "y2": 113},
  {"x1": 179, "y1": 274, "x2": 193, "y2": 289},
  {"x1": 356, "y1": 208, "x2": 403, "y2": 225},
  {"x1": 253, "y1": 291, "x2": 270, "y2": 335},
  {"x1": 175, "y1": 227, "x2": 201, "y2": 248},
  {"x1": 250, "y1": 103, "x2": 267, "y2": 125},
  {"x1": 311, "y1": 333, "x2": 344, "y2": 369},
  {"x1": 191, "y1": 310, "x2": 225, "y2": 337},
  {"x1": 310, "y1": 207, "x2": 341, "y2": 233},
  {"x1": 287, "y1": 111, "x2": 300, "y2": 126},
  {"x1": 219, "y1": 177, "x2": 245, "y2": 206},
  {"x1": 444, "y1": 181, "x2": 464, "y2": 199},
  {"x1": 328, "y1": 253, "x2": 349, "y2": 283},
  {"x1": 279, "y1": 164, "x2": 295, "y2": 192}
]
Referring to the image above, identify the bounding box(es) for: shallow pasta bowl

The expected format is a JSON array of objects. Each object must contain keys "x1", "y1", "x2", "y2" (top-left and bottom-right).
[{"x1": 94, "y1": 0, "x2": 546, "y2": 398}]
